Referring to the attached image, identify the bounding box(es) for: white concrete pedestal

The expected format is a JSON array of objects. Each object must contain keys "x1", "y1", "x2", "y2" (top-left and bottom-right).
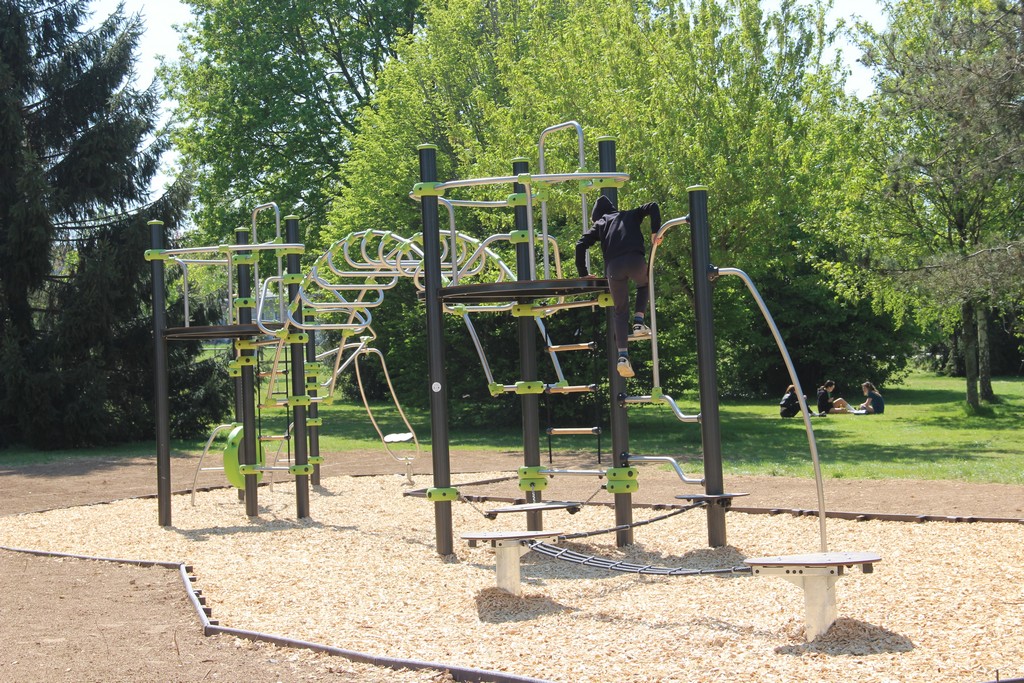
[{"x1": 745, "y1": 551, "x2": 881, "y2": 640}]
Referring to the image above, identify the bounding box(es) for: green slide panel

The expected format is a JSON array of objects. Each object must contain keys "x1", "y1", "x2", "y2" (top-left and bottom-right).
[{"x1": 222, "y1": 425, "x2": 265, "y2": 489}]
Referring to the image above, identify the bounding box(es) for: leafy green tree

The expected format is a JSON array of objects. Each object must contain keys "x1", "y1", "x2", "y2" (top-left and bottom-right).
[
  {"x1": 825, "y1": 0, "x2": 1024, "y2": 408},
  {"x1": 0, "y1": 0, "x2": 226, "y2": 447},
  {"x1": 163, "y1": 0, "x2": 420, "y2": 248},
  {"x1": 325, "y1": 0, "x2": 917, "y2": 417}
]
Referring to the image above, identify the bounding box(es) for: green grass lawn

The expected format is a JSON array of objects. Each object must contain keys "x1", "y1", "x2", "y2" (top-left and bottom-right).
[{"x1": 2, "y1": 371, "x2": 1021, "y2": 485}]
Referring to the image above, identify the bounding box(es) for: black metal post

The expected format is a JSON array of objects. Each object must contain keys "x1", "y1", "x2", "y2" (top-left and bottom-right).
[
  {"x1": 305, "y1": 308, "x2": 321, "y2": 486},
  {"x1": 512, "y1": 158, "x2": 543, "y2": 531},
  {"x1": 598, "y1": 136, "x2": 634, "y2": 547},
  {"x1": 689, "y1": 186, "x2": 727, "y2": 547},
  {"x1": 419, "y1": 144, "x2": 454, "y2": 555},
  {"x1": 236, "y1": 227, "x2": 259, "y2": 516},
  {"x1": 285, "y1": 216, "x2": 311, "y2": 518},
  {"x1": 149, "y1": 220, "x2": 172, "y2": 527}
]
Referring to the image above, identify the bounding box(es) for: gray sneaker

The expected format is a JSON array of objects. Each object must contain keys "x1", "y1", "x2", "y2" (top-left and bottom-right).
[
  {"x1": 630, "y1": 322, "x2": 652, "y2": 339},
  {"x1": 616, "y1": 356, "x2": 635, "y2": 378}
]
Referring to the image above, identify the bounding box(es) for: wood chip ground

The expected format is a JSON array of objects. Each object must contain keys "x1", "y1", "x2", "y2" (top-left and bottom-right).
[{"x1": 1, "y1": 472, "x2": 1021, "y2": 683}]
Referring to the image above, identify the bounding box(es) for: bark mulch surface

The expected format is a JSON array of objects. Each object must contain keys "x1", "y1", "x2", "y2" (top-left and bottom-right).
[{"x1": 2, "y1": 449, "x2": 1022, "y2": 682}]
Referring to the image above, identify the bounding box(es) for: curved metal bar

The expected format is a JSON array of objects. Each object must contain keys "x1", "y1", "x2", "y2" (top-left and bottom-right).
[
  {"x1": 626, "y1": 454, "x2": 703, "y2": 485},
  {"x1": 353, "y1": 347, "x2": 421, "y2": 484},
  {"x1": 191, "y1": 422, "x2": 238, "y2": 505},
  {"x1": 648, "y1": 215, "x2": 690, "y2": 388},
  {"x1": 536, "y1": 122, "x2": 577, "y2": 280},
  {"x1": 717, "y1": 267, "x2": 829, "y2": 552}
]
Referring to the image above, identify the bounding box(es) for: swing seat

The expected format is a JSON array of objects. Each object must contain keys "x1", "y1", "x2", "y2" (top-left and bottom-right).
[{"x1": 383, "y1": 432, "x2": 414, "y2": 443}]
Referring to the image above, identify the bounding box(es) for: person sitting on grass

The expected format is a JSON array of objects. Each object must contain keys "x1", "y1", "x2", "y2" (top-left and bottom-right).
[
  {"x1": 858, "y1": 381, "x2": 885, "y2": 414},
  {"x1": 816, "y1": 380, "x2": 854, "y2": 416},
  {"x1": 779, "y1": 385, "x2": 802, "y2": 418}
]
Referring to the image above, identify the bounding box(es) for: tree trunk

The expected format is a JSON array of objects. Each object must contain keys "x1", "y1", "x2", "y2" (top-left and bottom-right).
[
  {"x1": 943, "y1": 329, "x2": 962, "y2": 376},
  {"x1": 962, "y1": 301, "x2": 980, "y2": 409},
  {"x1": 977, "y1": 305, "x2": 995, "y2": 402}
]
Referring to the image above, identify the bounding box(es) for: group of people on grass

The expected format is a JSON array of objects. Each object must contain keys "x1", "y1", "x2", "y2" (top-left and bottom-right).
[{"x1": 779, "y1": 380, "x2": 885, "y2": 418}]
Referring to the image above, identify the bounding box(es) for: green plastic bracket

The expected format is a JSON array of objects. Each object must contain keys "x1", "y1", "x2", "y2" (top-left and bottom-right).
[
  {"x1": 276, "y1": 246, "x2": 305, "y2": 257},
  {"x1": 227, "y1": 367, "x2": 242, "y2": 378},
  {"x1": 143, "y1": 249, "x2": 168, "y2": 262},
  {"x1": 519, "y1": 477, "x2": 548, "y2": 492},
  {"x1": 281, "y1": 273, "x2": 304, "y2": 286},
  {"x1": 234, "y1": 339, "x2": 258, "y2": 351},
  {"x1": 597, "y1": 293, "x2": 614, "y2": 307},
  {"x1": 605, "y1": 467, "x2": 639, "y2": 481},
  {"x1": 506, "y1": 192, "x2": 527, "y2": 207},
  {"x1": 509, "y1": 230, "x2": 531, "y2": 244},
  {"x1": 511, "y1": 304, "x2": 539, "y2": 318},
  {"x1": 233, "y1": 297, "x2": 256, "y2": 309},
  {"x1": 488, "y1": 382, "x2": 505, "y2": 397},
  {"x1": 426, "y1": 487, "x2": 459, "y2": 502},
  {"x1": 533, "y1": 188, "x2": 550, "y2": 202},
  {"x1": 518, "y1": 468, "x2": 549, "y2": 492},
  {"x1": 516, "y1": 173, "x2": 532, "y2": 185},
  {"x1": 591, "y1": 177, "x2": 626, "y2": 190},
  {"x1": 514, "y1": 381, "x2": 545, "y2": 395},
  {"x1": 288, "y1": 396, "x2": 312, "y2": 407},
  {"x1": 412, "y1": 181, "x2": 445, "y2": 197},
  {"x1": 651, "y1": 386, "x2": 665, "y2": 402},
  {"x1": 307, "y1": 455, "x2": 324, "y2": 465},
  {"x1": 307, "y1": 417, "x2": 324, "y2": 427},
  {"x1": 231, "y1": 253, "x2": 258, "y2": 266},
  {"x1": 230, "y1": 356, "x2": 257, "y2": 368},
  {"x1": 289, "y1": 464, "x2": 314, "y2": 476},
  {"x1": 284, "y1": 332, "x2": 309, "y2": 344},
  {"x1": 605, "y1": 479, "x2": 639, "y2": 494}
]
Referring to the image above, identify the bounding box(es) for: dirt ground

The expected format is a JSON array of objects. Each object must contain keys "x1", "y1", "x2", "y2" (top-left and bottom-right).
[{"x1": 2, "y1": 448, "x2": 1022, "y2": 682}]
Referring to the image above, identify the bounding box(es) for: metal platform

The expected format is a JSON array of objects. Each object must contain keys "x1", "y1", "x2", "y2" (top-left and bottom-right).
[
  {"x1": 675, "y1": 492, "x2": 749, "y2": 504},
  {"x1": 483, "y1": 501, "x2": 582, "y2": 520},
  {"x1": 163, "y1": 323, "x2": 284, "y2": 341},
  {"x1": 427, "y1": 277, "x2": 609, "y2": 304}
]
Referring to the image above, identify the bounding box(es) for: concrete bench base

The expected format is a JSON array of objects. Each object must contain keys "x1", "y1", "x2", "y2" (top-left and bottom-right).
[
  {"x1": 745, "y1": 551, "x2": 881, "y2": 640},
  {"x1": 462, "y1": 531, "x2": 563, "y2": 596}
]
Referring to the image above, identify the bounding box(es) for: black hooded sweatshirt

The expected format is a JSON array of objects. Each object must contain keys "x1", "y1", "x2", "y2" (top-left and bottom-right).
[{"x1": 574, "y1": 195, "x2": 661, "y2": 277}]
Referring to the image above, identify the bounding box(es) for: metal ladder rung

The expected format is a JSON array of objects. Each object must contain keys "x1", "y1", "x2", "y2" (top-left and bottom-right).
[
  {"x1": 546, "y1": 427, "x2": 601, "y2": 436},
  {"x1": 546, "y1": 342, "x2": 596, "y2": 353},
  {"x1": 546, "y1": 384, "x2": 596, "y2": 394}
]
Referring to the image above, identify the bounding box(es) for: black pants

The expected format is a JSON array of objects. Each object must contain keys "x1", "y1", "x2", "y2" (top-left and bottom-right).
[{"x1": 605, "y1": 252, "x2": 649, "y2": 351}]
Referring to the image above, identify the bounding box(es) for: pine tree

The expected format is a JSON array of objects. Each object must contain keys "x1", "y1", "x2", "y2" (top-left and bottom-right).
[{"x1": 0, "y1": 0, "x2": 227, "y2": 447}]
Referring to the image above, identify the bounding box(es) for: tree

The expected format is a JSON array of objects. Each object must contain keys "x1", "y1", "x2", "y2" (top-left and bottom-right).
[
  {"x1": 832, "y1": 0, "x2": 1024, "y2": 409},
  {"x1": 323, "y1": 0, "x2": 917, "y2": 415},
  {"x1": 163, "y1": 0, "x2": 420, "y2": 249},
  {"x1": 0, "y1": 0, "x2": 226, "y2": 447}
]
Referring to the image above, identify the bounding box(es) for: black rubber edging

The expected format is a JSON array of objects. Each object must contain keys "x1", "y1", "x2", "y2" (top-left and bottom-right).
[{"x1": 0, "y1": 545, "x2": 553, "y2": 683}]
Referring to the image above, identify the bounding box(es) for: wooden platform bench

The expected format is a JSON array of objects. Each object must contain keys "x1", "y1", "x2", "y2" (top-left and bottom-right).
[
  {"x1": 744, "y1": 551, "x2": 882, "y2": 640},
  {"x1": 461, "y1": 530, "x2": 563, "y2": 596}
]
